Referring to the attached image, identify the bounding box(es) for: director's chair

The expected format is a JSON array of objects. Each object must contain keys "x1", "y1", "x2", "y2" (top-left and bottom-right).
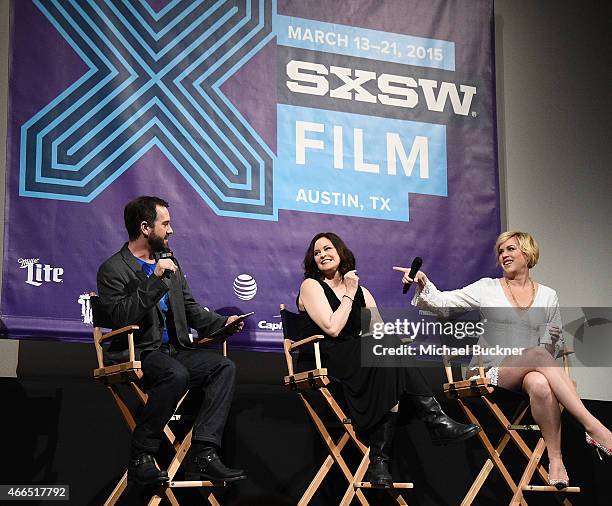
[
  {"x1": 280, "y1": 304, "x2": 413, "y2": 506},
  {"x1": 91, "y1": 294, "x2": 227, "y2": 506},
  {"x1": 442, "y1": 346, "x2": 581, "y2": 505}
]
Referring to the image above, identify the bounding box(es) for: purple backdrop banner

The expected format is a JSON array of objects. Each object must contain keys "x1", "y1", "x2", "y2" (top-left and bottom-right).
[{"x1": 3, "y1": 0, "x2": 499, "y2": 351}]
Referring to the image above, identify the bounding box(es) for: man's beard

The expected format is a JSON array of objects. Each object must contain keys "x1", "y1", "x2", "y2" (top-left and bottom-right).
[{"x1": 147, "y1": 232, "x2": 167, "y2": 253}]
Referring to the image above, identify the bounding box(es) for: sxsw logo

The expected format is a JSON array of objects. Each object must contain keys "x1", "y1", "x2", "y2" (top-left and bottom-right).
[
  {"x1": 286, "y1": 61, "x2": 477, "y2": 117},
  {"x1": 18, "y1": 257, "x2": 63, "y2": 286}
]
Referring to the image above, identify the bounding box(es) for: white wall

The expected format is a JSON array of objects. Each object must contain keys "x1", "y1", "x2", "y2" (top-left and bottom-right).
[
  {"x1": 0, "y1": 0, "x2": 610, "y2": 396},
  {"x1": 495, "y1": 0, "x2": 612, "y2": 400}
]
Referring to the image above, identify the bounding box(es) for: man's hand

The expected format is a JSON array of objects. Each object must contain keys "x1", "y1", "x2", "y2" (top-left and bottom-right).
[
  {"x1": 154, "y1": 258, "x2": 176, "y2": 278},
  {"x1": 224, "y1": 315, "x2": 245, "y2": 335}
]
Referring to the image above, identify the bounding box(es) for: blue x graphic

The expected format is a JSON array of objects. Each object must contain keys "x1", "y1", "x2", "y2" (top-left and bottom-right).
[{"x1": 20, "y1": 0, "x2": 276, "y2": 219}]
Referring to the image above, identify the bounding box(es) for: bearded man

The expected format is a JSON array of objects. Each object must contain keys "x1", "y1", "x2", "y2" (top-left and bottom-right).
[{"x1": 97, "y1": 196, "x2": 246, "y2": 486}]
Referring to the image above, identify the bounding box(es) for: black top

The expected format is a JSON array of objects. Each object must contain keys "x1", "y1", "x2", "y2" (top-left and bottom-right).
[
  {"x1": 295, "y1": 277, "x2": 431, "y2": 431},
  {"x1": 298, "y1": 279, "x2": 366, "y2": 342}
]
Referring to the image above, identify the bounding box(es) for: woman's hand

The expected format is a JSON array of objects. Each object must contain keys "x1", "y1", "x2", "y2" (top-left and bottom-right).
[
  {"x1": 392, "y1": 266, "x2": 428, "y2": 289},
  {"x1": 344, "y1": 270, "x2": 359, "y2": 298},
  {"x1": 547, "y1": 325, "x2": 562, "y2": 343}
]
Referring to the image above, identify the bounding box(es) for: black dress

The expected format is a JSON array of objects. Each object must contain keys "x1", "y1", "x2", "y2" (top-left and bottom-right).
[{"x1": 298, "y1": 280, "x2": 432, "y2": 432}]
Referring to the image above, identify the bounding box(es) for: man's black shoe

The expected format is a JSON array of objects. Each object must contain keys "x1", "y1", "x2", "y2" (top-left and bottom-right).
[
  {"x1": 184, "y1": 447, "x2": 246, "y2": 482},
  {"x1": 128, "y1": 454, "x2": 169, "y2": 486}
]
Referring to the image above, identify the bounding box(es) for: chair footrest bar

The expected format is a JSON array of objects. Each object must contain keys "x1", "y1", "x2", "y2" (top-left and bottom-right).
[
  {"x1": 522, "y1": 485, "x2": 581, "y2": 492},
  {"x1": 355, "y1": 482, "x2": 414, "y2": 489},
  {"x1": 508, "y1": 424, "x2": 540, "y2": 431},
  {"x1": 443, "y1": 377, "x2": 494, "y2": 398},
  {"x1": 168, "y1": 480, "x2": 226, "y2": 488}
]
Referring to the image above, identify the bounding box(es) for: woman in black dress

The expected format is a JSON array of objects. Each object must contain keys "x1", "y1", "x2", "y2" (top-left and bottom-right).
[{"x1": 297, "y1": 232, "x2": 480, "y2": 486}]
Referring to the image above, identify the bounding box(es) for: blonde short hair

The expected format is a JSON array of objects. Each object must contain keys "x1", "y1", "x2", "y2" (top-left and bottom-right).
[{"x1": 494, "y1": 231, "x2": 540, "y2": 269}]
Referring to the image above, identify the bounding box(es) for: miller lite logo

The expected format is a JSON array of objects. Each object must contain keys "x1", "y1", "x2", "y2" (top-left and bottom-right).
[{"x1": 18, "y1": 258, "x2": 63, "y2": 287}]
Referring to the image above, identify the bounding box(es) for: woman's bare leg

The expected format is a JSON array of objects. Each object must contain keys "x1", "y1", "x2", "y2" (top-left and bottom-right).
[
  {"x1": 498, "y1": 347, "x2": 612, "y2": 448},
  {"x1": 520, "y1": 372, "x2": 567, "y2": 481}
]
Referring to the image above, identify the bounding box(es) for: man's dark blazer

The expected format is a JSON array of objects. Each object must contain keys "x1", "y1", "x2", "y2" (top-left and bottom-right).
[{"x1": 97, "y1": 243, "x2": 227, "y2": 363}]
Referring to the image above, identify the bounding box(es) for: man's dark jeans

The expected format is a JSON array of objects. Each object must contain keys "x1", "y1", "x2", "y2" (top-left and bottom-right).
[{"x1": 131, "y1": 343, "x2": 236, "y2": 455}]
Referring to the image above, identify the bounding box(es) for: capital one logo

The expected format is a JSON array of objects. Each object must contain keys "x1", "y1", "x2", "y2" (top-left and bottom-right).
[{"x1": 18, "y1": 258, "x2": 63, "y2": 287}]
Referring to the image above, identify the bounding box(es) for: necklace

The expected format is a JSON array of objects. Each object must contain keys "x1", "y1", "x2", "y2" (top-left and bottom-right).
[{"x1": 505, "y1": 277, "x2": 535, "y2": 310}]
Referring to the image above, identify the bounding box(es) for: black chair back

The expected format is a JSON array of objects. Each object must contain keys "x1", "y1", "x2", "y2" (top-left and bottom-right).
[
  {"x1": 280, "y1": 306, "x2": 307, "y2": 341},
  {"x1": 281, "y1": 307, "x2": 318, "y2": 372},
  {"x1": 90, "y1": 295, "x2": 115, "y2": 329}
]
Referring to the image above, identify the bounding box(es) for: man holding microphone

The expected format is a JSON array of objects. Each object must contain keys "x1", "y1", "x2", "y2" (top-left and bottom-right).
[{"x1": 97, "y1": 196, "x2": 246, "y2": 486}]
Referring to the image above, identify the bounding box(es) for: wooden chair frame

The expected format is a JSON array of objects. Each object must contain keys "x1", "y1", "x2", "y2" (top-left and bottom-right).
[
  {"x1": 442, "y1": 350, "x2": 581, "y2": 506},
  {"x1": 91, "y1": 294, "x2": 226, "y2": 506},
  {"x1": 281, "y1": 304, "x2": 413, "y2": 506}
]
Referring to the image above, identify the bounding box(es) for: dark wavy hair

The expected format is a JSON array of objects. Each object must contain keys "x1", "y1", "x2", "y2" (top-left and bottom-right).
[{"x1": 303, "y1": 232, "x2": 356, "y2": 279}]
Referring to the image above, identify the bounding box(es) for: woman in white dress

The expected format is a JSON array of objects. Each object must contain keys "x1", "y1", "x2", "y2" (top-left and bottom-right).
[{"x1": 395, "y1": 231, "x2": 611, "y2": 488}]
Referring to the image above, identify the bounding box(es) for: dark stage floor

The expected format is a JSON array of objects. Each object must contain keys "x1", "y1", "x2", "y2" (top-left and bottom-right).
[{"x1": 1, "y1": 341, "x2": 610, "y2": 505}]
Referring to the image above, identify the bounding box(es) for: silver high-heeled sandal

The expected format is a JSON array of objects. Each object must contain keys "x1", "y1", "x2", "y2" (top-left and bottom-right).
[
  {"x1": 548, "y1": 464, "x2": 569, "y2": 490},
  {"x1": 586, "y1": 432, "x2": 612, "y2": 460}
]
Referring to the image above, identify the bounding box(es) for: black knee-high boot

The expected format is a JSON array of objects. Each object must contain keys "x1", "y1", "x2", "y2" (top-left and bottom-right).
[
  {"x1": 365, "y1": 412, "x2": 396, "y2": 487},
  {"x1": 411, "y1": 395, "x2": 480, "y2": 446}
]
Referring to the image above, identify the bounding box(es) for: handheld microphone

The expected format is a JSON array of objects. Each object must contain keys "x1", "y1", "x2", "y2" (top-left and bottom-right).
[
  {"x1": 154, "y1": 249, "x2": 175, "y2": 279},
  {"x1": 402, "y1": 257, "x2": 423, "y2": 294}
]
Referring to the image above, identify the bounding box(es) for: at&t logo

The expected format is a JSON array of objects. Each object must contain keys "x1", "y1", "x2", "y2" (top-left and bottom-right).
[
  {"x1": 18, "y1": 257, "x2": 63, "y2": 287},
  {"x1": 233, "y1": 274, "x2": 257, "y2": 300}
]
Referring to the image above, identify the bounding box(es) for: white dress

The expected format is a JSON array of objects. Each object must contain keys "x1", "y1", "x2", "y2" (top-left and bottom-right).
[{"x1": 412, "y1": 277, "x2": 563, "y2": 385}]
